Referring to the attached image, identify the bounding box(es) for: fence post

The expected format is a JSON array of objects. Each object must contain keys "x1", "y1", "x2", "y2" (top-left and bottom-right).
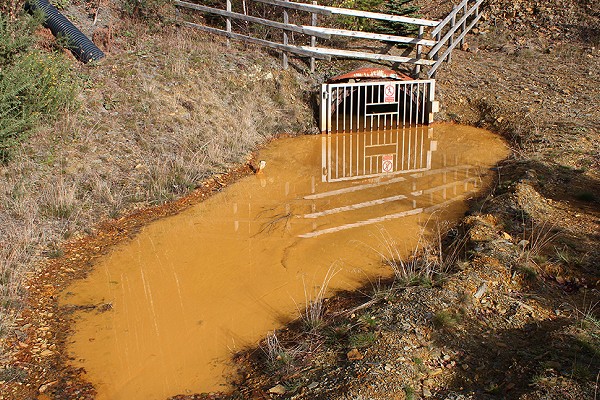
[
  {"x1": 427, "y1": 80, "x2": 436, "y2": 124},
  {"x1": 414, "y1": 25, "x2": 424, "y2": 76},
  {"x1": 448, "y1": 5, "x2": 456, "y2": 63},
  {"x1": 282, "y1": 0, "x2": 289, "y2": 69},
  {"x1": 320, "y1": 84, "x2": 328, "y2": 133},
  {"x1": 226, "y1": 0, "x2": 232, "y2": 48},
  {"x1": 310, "y1": 1, "x2": 317, "y2": 73},
  {"x1": 460, "y1": 1, "x2": 467, "y2": 46}
]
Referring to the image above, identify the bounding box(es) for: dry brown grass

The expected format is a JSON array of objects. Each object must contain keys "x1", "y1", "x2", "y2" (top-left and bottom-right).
[{"x1": 0, "y1": 24, "x2": 314, "y2": 356}]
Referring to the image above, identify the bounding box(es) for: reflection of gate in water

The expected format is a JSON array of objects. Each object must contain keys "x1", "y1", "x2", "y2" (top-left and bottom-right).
[
  {"x1": 320, "y1": 80, "x2": 437, "y2": 134},
  {"x1": 323, "y1": 126, "x2": 436, "y2": 182}
]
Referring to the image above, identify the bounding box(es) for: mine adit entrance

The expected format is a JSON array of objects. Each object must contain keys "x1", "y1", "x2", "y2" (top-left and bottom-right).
[{"x1": 320, "y1": 68, "x2": 439, "y2": 134}]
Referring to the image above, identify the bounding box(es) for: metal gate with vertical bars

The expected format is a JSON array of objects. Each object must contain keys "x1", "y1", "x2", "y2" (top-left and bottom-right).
[{"x1": 320, "y1": 79, "x2": 437, "y2": 134}]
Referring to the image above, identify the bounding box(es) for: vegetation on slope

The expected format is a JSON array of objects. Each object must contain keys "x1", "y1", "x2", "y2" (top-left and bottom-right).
[
  {"x1": 0, "y1": 12, "x2": 78, "y2": 163},
  {"x1": 0, "y1": 4, "x2": 314, "y2": 362}
]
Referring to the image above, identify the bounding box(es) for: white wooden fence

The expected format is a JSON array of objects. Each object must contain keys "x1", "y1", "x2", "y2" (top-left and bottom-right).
[{"x1": 175, "y1": 0, "x2": 483, "y2": 76}]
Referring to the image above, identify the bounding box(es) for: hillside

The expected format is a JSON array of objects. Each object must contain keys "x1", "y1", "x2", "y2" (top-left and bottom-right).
[{"x1": 1, "y1": 0, "x2": 599, "y2": 399}]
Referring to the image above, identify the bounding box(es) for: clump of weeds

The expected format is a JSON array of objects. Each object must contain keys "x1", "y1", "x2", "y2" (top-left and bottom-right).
[
  {"x1": 373, "y1": 223, "x2": 466, "y2": 288},
  {"x1": 261, "y1": 331, "x2": 299, "y2": 374},
  {"x1": 298, "y1": 266, "x2": 338, "y2": 332},
  {"x1": 433, "y1": 309, "x2": 462, "y2": 330}
]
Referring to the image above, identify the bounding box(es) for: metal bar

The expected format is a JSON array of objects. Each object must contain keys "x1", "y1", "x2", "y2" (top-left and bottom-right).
[
  {"x1": 421, "y1": 83, "x2": 426, "y2": 125},
  {"x1": 461, "y1": 1, "x2": 467, "y2": 46},
  {"x1": 226, "y1": 0, "x2": 232, "y2": 47},
  {"x1": 343, "y1": 87, "x2": 346, "y2": 131},
  {"x1": 254, "y1": 0, "x2": 439, "y2": 26},
  {"x1": 327, "y1": 84, "x2": 332, "y2": 133},
  {"x1": 427, "y1": 80, "x2": 436, "y2": 123},
  {"x1": 428, "y1": 0, "x2": 484, "y2": 58},
  {"x1": 407, "y1": 127, "x2": 412, "y2": 169},
  {"x1": 327, "y1": 133, "x2": 332, "y2": 181},
  {"x1": 320, "y1": 84, "x2": 327, "y2": 133},
  {"x1": 175, "y1": 0, "x2": 332, "y2": 39},
  {"x1": 448, "y1": 6, "x2": 456, "y2": 63},
  {"x1": 350, "y1": 86, "x2": 354, "y2": 132},
  {"x1": 304, "y1": 47, "x2": 436, "y2": 65},
  {"x1": 335, "y1": 87, "x2": 339, "y2": 132},
  {"x1": 303, "y1": 26, "x2": 437, "y2": 46},
  {"x1": 413, "y1": 125, "x2": 418, "y2": 169},
  {"x1": 321, "y1": 134, "x2": 327, "y2": 182},
  {"x1": 298, "y1": 208, "x2": 423, "y2": 238},
  {"x1": 409, "y1": 83, "x2": 414, "y2": 126},
  {"x1": 328, "y1": 79, "x2": 434, "y2": 89},
  {"x1": 430, "y1": 0, "x2": 469, "y2": 37},
  {"x1": 179, "y1": 21, "x2": 332, "y2": 59},
  {"x1": 414, "y1": 26, "x2": 424, "y2": 76},
  {"x1": 427, "y1": 12, "x2": 482, "y2": 76}
]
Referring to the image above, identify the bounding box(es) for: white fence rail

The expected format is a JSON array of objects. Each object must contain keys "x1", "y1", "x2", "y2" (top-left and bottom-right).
[{"x1": 427, "y1": 0, "x2": 484, "y2": 77}]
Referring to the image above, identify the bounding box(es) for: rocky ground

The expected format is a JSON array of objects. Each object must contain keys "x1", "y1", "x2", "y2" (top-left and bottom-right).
[
  {"x1": 1, "y1": 0, "x2": 599, "y2": 399},
  {"x1": 212, "y1": 1, "x2": 599, "y2": 399}
]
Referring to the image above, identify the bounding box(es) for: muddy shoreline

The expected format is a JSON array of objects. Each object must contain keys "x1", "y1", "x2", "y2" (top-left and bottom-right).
[{"x1": 3, "y1": 155, "x2": 264, "y2": 399}]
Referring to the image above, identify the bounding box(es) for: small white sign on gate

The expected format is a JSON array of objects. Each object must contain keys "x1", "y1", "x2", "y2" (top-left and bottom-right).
[
  {"x1": 384, "y1": 83, "x2": 396, "y2": 103},
  {"x1": 382, "y1": 154, "x2": 394, "y2": 173}
]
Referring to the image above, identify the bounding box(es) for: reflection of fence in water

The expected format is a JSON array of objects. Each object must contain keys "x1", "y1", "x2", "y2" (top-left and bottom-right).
[
  {"x1": 302, "y1": 161, "x2": 481, "y2": 238},
  {"x1": 323, "y1": 126, "x2": 436, "y2": 183}
]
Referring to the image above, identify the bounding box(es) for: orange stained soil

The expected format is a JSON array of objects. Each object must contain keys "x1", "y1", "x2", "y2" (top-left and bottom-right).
[{"x1": 59, "y1": 123, "x2": 508, "y2": 399}]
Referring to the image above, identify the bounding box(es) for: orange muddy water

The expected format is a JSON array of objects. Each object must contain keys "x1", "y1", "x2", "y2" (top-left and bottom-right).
[{"x1": 60, "y1": 124, "x2": 508, "y2": 399}]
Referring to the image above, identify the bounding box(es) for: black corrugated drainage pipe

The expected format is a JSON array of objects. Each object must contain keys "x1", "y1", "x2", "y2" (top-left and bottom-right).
[{"x1": 26, "y1": 0, "x2": 105, "y2": 63}]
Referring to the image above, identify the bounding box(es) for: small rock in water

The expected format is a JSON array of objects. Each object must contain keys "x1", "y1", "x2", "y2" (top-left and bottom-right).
[{"x1": 268, "y1": 384, "x2": 286, "y2": 395}]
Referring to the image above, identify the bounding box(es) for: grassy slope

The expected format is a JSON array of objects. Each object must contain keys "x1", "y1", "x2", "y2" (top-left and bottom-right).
[{"x1": 0, "y1": 20, "x2": 314, "y2": 357}]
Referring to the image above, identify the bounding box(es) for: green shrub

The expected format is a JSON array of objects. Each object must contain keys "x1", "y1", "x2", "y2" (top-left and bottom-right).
[{"x1": 0, "y1": 13, "x2": 78, "y2": 163}]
